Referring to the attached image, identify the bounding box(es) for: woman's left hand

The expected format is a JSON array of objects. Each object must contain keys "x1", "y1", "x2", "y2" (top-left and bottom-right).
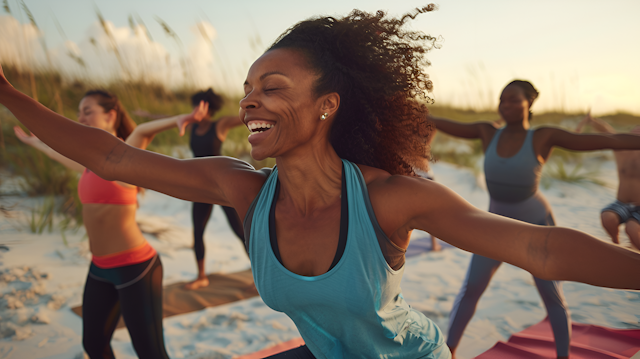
[
  {"x1": 14, "y1": 126, "x2": 42, "y2": 146},
  {"x1": 177, "y1": 101, "x2": 209, "y2": 136}
]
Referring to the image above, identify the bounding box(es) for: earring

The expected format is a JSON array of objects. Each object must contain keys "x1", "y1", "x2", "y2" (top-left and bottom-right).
[{"x1": 320, "y1": 112, "x2": 328, "y2": 121}]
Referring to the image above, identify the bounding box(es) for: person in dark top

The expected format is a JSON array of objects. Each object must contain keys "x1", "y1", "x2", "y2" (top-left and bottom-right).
[
  {"x1": 4, "y1": 8, "x2": 640, "y2": 357},
  {"x1": 134, "y1": 89, "x2": 245, "y2": 290},
  {"x1": 185, "y1": 89, "x2": 245, "y2": 289}
]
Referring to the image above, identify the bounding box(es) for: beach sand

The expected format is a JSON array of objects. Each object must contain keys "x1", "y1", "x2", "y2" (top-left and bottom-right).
[{"x1": 0, "y1": 160, "x2": 638, "y2": 359}]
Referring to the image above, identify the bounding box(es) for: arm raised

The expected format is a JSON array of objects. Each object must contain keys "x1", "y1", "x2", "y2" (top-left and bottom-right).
[
  {"x1": 0, "y1": 71, "x2": 256, "y2": 208},
  {"x1": 539, "y1": 126, "x2": 640, "y2": 153},
  {"x1": 428, "y1": 115, "x2": 496, "y2": 140},
  {"x1": 376, "y1": 175, "x2": 640, "y2": 290},
  {"x1": 126, "y1": 102, "x2": 208, "y2": 150},
  {"x1": 14, "y1": 126, "x2": 85, "y2": 172}
]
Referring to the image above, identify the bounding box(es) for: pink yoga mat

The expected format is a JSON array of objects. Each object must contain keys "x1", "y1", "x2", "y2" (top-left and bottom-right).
[
  {"x1": 474, "y1": 318, "x2": 640, "y2": 358},
  {"x1": 237, "y1": 320, "x2": 640, "y2": 359},
  {"x1": 236, "y1": 338, "x2": 306, "y2": 359}
]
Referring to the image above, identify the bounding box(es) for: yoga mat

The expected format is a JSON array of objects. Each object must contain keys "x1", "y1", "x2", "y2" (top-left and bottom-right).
[
  {"x1": 474, "y1": 318, "x2": 640, "y2": 358},
  {"x1": 238, "y1": 320, "x2": 640, "y2": 358},
  {"x1": 71, "y1": 269, "x2": 259, "y2": 329},
  {"x1": 236, "y1": 338, "x2": 306, "y2": 359}
]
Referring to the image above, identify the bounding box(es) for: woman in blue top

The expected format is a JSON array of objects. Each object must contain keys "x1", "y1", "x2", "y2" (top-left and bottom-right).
[
  {"x1": 2, "y1": 8, "x2": 640, "y2": 359},
  {"x1": 429, "y1": 80, "x2": 640, "y2": 359}
]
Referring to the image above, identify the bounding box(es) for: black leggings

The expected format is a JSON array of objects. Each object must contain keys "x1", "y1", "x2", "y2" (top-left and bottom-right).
[
  {"x1": 192, "y1": 202, "x2": 245, "y2": 260},
  {"x1": 82, "y1": 256, "x2": 169, "y2": 359},
  {"x1": 264, "y1": 345, "x2": 315, "y2": 358}
]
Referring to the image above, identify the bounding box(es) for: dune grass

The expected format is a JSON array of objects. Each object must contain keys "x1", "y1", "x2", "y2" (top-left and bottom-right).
[{"x1": 1, "y1": 7, "x2": 638, "y2": 234}]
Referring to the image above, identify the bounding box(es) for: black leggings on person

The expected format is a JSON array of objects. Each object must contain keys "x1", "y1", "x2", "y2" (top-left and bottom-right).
[
  {"x1": 82, "y1": 256, "x2": 169, "y2": 359},
  {"x1": 263, "y1": 345, "x2": 315, "y2": 358},
  {"x1": 192, "y1": 202, "x2": 246, "y2": 260}
]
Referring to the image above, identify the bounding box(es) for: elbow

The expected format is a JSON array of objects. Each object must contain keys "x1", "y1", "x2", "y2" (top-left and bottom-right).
[
  {"x1": 524, "y1": 227, "x2": 563, "y2": 281},
  {"x1": 528, "y1": 227, "x2": 580, "y2": 282},
  {"x1": 94, "y1": 142, "x2": 129, "y2": 181}
]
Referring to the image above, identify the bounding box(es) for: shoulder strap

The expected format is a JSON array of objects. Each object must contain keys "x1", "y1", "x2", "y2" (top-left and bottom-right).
[
  {"x1": 347, "y1": 160, "x2": 406, "y2": 270},
  {"x1": 242, "y1": 167, "x2": 275, "y2": 255}
]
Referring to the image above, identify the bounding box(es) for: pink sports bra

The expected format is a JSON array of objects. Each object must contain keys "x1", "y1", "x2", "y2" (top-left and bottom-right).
[{"x1": 78, "y1": 169, "x2": 138, "y2": 205}]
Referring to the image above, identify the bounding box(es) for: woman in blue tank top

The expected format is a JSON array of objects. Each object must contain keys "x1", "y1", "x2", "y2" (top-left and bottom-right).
[
  {"x1": 429, "y1": 80, "x2": 640, "y2": 359},
  {"x1": 3, "y1": 8, "x2": 640, "y2": 359}
]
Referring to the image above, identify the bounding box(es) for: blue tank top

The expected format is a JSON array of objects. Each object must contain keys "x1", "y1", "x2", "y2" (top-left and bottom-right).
[
  {"x1": 484, "y1": 129, "x2": 542, "y2": 203},
  {"x1": 244, "y1": 159, "x2": 448, "y2": 359}
]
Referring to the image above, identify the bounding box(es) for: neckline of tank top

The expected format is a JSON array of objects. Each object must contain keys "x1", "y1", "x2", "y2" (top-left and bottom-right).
[
  {"x1": 268, "y1": 162, "x2": 349, "y2": 278},
  {"x1": 493, "y1": 128, "x2": 533, "y2": 160}
]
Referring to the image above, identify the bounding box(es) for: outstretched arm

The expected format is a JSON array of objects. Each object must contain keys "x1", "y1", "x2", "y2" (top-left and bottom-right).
[
  {"x1": 0, "y1": 66, "x2": 255, "y2": 207},
  {"x1": 13, "y1": 126, "x2": 85, "y2": 172},
  {"x1": 428, "y1": 115, "x2": 497, "y2": 140},
  {"x1": 378, "y1": 175, "x2": 640, "y2": 290},
  {"x1": 539, "y1": 126, "x2": 640, "y2": 153},
  {"x1": 126, "y1": 102, "x2": 208, "y2": 149}
]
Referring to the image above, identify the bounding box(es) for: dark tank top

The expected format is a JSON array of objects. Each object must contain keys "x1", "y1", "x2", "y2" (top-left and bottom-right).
[{"x1": 190, "y1": 121, "x2": 222, "y2": 157}]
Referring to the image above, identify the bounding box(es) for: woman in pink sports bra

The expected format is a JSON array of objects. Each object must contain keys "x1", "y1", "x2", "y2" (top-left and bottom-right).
[
  {"x1": 3, "y1": 8, "x2": 640, "y2": 357},
  {"x1": 14, "y1": 90, "x2": 206, "y2": 359}
]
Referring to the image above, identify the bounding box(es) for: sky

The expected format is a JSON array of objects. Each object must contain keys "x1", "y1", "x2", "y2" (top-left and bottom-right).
[{"x1": 1, "y1": 0, "x2": 639, "y2": 116}]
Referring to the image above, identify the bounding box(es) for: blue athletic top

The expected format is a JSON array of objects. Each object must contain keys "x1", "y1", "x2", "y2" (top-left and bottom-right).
[
  {"x1": 484, "y1": 129, "x2": 542, "y2": 203},
  {"x1": 244, "y1": 159, "x2": 449, "y2": 359}
]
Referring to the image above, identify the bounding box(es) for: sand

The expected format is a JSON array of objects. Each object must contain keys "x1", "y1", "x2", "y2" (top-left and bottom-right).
[{"x1": 0, "y1": 160, "x2": 638, "y2": 359}]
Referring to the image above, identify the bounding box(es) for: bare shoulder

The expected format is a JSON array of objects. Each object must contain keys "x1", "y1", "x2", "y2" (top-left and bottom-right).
[
  {"x1": 479, "y1": 121, "x2": 500, "y2": 134},
  {"x1": 355, "y1": 164, "x2": 463, "y2": 246},
  {"x1": 198, "y1": 156, "x2": 272, "y2": 217},
  {"x1": 357, "y1": 164, "x2": 441, "y2": 196},
  {"x1": 475, "y1": 122, "x2": 499, "y2": 148},
  {"x1": 531, "y1": 125, "x2": 566, "y2": 145},
  {"x1": 209, "y1": 157, "x2": 271, "y2": 190}
]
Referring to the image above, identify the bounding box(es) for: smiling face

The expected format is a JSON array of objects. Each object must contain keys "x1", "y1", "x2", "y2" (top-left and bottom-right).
[
  {"x1": 498, "y1": 85, "x2": 530, "y2": 124},
  {"x1": 78, "y1": 96, "x2": 116, "y2": 133},
  {"x1": 239, "y1": 48, "x2": 329, "y2": 161}
]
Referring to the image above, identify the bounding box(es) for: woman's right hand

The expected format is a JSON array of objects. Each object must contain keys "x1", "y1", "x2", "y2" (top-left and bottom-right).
[
  {"x1": 14, "y1": 126, "x2": 42, "y2": 147},
  {"x1": 574, "y1": 112, "x2": 592, "y2": 133},
  {"x1": 177, "y1": 101, "x2": 209, "y2": 136}
]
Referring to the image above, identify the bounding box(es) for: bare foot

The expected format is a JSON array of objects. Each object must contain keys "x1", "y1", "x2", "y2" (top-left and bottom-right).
[{"x1": 184, "y1": 277, "x2": 210, "y2": 290}]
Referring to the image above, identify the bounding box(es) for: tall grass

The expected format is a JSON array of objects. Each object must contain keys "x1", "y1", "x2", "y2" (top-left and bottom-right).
[
  {"x1": 542, "y1": 160, "x2": 605, "y2": 188},
  {"x1": 1, "y1": 9, "x2": 638, "y2": 236}
]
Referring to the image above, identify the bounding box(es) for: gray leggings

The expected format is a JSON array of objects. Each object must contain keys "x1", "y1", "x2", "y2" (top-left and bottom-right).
[{"x1": 447, "y1": 192, "x2": 571, "y2": 356}]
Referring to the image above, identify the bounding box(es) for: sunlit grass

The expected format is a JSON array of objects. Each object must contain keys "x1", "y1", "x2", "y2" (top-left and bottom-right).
[
  {"x1": 541, "y1": 159, "x2": 605, "y2": 188},
  {"x1": 1, "y1": 8, "x2": 638, "y2": 235}
]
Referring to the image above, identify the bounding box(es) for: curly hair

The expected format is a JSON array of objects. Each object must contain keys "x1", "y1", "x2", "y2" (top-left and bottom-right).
[
  {"x1": 268, "y1": 6, "x2": 440, "y2": 176},
  {"x1": 505, "y1": 80, "x2": 539, "y2": 121},
  {"x1": 191, "y1": 88, "x2": 224, "y2": 116},
  {"x1": 84, "y1": 90, "x2": 136, "y2": 140}
]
